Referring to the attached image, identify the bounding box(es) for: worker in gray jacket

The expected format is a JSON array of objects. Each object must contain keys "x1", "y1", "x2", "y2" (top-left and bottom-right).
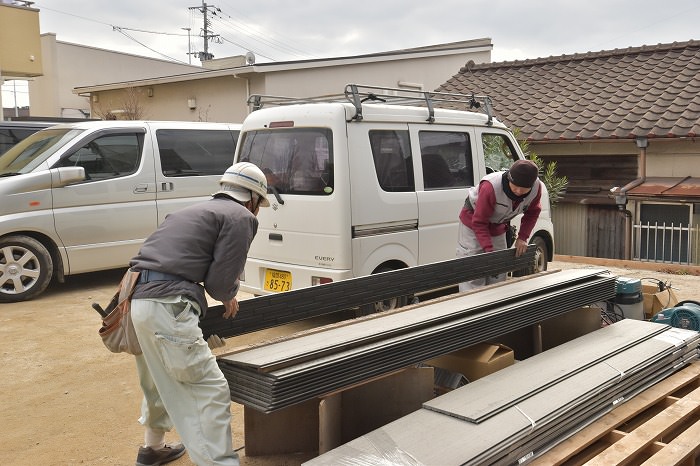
[{"x1": 128, "y1": 162, "x2": 269, "y2": 466}]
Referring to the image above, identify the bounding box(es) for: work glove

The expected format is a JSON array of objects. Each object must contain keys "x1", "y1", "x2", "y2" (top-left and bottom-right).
[{"x1": 207, "y1": 334, "x2": 226, "y2": 349}]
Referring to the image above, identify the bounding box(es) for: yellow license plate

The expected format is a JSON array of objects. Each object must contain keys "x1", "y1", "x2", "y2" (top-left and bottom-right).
[{"x1": 264, "y1": 268, "x2": 292, "y2": 292}]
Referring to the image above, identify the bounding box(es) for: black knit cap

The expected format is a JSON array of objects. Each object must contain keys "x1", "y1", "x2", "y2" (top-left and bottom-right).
[{"x1": 507, "y1": 159, "x2": 539, "y2": 188}]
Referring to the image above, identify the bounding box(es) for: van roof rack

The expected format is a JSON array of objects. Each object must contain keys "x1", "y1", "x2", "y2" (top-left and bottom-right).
[{"x1": 247, "y1": 83, "x2": 494, "y2": 125}]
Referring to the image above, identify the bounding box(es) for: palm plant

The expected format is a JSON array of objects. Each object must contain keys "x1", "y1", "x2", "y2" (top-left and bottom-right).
[{"x1": 513, "y1": 129, "x2": 568, "y2": 207}]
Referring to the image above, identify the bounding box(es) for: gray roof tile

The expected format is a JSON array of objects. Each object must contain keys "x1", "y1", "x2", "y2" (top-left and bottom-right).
[{"x1": 437, "y1": 40, "x2": 700, "y2": 141}]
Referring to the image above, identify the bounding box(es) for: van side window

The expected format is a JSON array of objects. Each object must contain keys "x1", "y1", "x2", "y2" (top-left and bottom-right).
[
  {"x1": 369, "y1": 130, "x2": 414, "y2": 192},
  {"x1": 156, "y1": 129, "x2": 238, "y2": 176},
  {"x1": 54, "y1": 133, "x2": 142, "y2": 180},
  {"x1": 482, "y1": 133, "x2": 519, "y2": 173},
  {"x1": 238, "y1": 128, "x2": 333, "y2": 195},
  {"x1": 418, "y1": 131, "x2": 473, "y2": 189}
]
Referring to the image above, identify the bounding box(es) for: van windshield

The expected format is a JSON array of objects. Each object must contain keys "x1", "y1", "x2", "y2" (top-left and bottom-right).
[
  {"x1": 0, "y1": 128, "x2": 84, "y2": 176},
  {"x1": 238, "y1": 128, "x2": 333, "y2": 195}
]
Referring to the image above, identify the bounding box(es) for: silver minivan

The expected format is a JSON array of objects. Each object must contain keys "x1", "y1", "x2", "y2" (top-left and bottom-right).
[{"x1": 0, "y1": 120, "x2": 240, "y2": 302}]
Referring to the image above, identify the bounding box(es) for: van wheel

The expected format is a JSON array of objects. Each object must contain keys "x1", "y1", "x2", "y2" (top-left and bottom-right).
[
  {"x1": 354, "y1": 266, "x2": 412, "y2": 316},
  {"x1": 356, "y1": 294, "x2": 409, "y2": 316},
  {"x1": 372, "y1": 266, "x2": 412, "y2": 313},
  {"x1": 375, "y1": 295, "x2": 409, "y2": 313},
  {"x1": 0, "y1": 235, "x2": 54, "y2": 303},
  {"x1": 512, "y1": 236, "x2": 548, "y2": 277}
]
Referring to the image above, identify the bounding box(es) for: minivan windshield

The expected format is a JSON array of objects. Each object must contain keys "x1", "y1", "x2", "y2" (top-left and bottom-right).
[{"x1": 0, "y1": 128, "x2": 83, "y2": 176}]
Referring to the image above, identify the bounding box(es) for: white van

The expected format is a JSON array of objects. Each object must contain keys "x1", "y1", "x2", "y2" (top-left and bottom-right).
[
  {"x1": 235, "y1": 84, "x2": 554, "y2": 306},
  {"x1": 0, "y1": 120, "x2": 240, "y2": 302}
]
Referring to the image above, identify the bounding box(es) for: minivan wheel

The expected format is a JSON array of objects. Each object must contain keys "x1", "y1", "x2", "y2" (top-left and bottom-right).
[{"x1": 0, "y1": 235, "x2": 54, "y2": 303}]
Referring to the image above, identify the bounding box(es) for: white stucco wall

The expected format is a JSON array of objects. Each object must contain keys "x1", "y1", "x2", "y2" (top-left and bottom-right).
[{"x1": 29, "y1": 34, "x2": 201, "y2": 118}]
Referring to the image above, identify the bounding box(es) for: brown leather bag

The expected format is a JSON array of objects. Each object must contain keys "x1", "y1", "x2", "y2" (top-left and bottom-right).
[{"x1": 98, "y1": 270, "x2": 142, "y2": 355}]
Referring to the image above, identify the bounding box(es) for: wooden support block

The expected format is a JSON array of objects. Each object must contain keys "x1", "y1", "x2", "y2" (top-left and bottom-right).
[
  {"x1": 318, "y1": 393, "x2": 341, "y2": 454},
  {"x1": 244, "y1": 398, "x2": 319, "y2": 456},
  {"x1": 533, "y1": 324, "x2": 542, "y2": 355},
  {"x1": 244, "y1": 366, "x2": 434, "y2": 457}
]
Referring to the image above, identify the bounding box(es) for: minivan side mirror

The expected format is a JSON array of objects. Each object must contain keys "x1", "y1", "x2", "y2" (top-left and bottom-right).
[{"x1": 52, "y1": 166, "x2": 86, "y2": 187}]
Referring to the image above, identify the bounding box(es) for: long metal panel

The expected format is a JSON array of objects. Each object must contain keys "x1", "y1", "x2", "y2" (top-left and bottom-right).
[
  {"x1": 304, "y1": 325, "x2": 700, "y2": 466},
  {"x1": 200, "y1": 246, "x2": 536, "y2": 338},
  {"x1": 498, "y1": 357, "x2": 699, "y2": 465},
  {"x1": 219, "y1": 271, "x2": 617, "y2": 412},
  {"x1": 484, "y1": 343, "x2": 700, "y2": 465},
  {"x1": 219, "y1": 277, "x2": 616, "y2": 410},
  {"x1": 225, "y1": 276, "x2": 613, "y2": 380},
  {"x1": 220, "y1": 268, "x2": 608, "y2": 369},
  {"x1": 423, "y1": 319, "x2": 669, "y2": 422}
]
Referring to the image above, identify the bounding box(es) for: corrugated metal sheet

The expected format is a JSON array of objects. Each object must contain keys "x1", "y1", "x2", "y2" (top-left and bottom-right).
[
  {"x1": 628, "y1": 176, "x2": 700, "y2": 200},
  {"x1": 551, "y1": 204, "x2": 587, "y2": 256}
]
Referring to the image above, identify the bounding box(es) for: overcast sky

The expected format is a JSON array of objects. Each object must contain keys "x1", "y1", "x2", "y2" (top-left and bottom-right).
[{"x1": 3, "y1": 0, "x2": 700, "y2": 107}]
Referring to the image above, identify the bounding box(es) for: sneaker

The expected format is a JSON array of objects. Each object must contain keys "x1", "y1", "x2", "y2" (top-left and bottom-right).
[{"x1": 135, "y1": 443, "x2": 186, "y2": 466}]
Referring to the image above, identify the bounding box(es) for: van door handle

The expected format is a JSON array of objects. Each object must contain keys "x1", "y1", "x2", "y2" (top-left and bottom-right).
[
  {"x1": 133, "y1": 183, "x2": 150, "y2": 193},
  {"x1": 160, "y1": 182, "x2": 174, "y2": 192},
  {"x1": 269, "y1": 233, "x2": 283, "y2": 241}
]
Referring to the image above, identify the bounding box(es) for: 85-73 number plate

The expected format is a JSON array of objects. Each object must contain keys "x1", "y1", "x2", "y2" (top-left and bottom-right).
[{"x1": 264, "y1": 268, "x2": 292, "y2": 292}]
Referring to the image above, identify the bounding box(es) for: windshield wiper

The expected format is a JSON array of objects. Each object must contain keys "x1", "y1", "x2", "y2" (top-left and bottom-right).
[
  {"x1": 269, "y1": 184, "x2": 284, "y2": 205},
  {"x1": 0, "y1": 172, "x2": 20, "y2": 177}
]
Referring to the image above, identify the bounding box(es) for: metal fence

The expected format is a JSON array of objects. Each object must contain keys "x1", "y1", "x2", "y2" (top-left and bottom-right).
[{"x1": 633, "y1": 222, "x2": 700, "y2": 265}]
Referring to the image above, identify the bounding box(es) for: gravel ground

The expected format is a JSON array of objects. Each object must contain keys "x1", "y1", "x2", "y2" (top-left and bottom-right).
[
  {"x1": 1, "y1": 257, "x2": 698, "y2": 466},
  {"x1": 549, "y1": 256, "x2": 699, "y2": 304}
]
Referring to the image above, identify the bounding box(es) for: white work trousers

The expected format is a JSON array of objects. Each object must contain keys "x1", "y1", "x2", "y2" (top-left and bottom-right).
[
  {"x1": 456, "y1": 223, "x2": 508, "y2": 292},
  {"x1": 131, "y1": 296, "x2": 239, "y2": 466}
]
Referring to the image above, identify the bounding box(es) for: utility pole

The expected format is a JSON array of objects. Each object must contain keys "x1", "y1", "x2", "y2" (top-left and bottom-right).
[
  {"x1": 182, "y1": 27, "x2": 192, "y2": 64},
  {"x1": 188, "y1": 1, "x2": 222, "y2": 62},
  {"x1": 0, "y1": 76, "x2": 4, "y2": 122},
  {"x1": 13, "y1": 80, "x2": 18, "y2": 117}
]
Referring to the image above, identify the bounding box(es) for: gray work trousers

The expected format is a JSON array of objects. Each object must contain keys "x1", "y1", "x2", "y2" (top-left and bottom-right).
[
  {"x1": 131, "y1": 296, "x2": 239, "y2": 466},
  {"x1": 456, "y1": 222, "x2": 508, "y2": 292}
]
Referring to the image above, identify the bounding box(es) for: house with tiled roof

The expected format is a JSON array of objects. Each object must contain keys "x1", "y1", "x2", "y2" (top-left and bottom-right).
[{"x1": 437, "y1": 40, "x2": 700, "y2": 265}]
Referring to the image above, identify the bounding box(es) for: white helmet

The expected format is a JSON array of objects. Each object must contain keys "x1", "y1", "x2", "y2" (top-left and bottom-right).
[{"x1": 215, "y1": 162, "x2": 270, "y2": 207}]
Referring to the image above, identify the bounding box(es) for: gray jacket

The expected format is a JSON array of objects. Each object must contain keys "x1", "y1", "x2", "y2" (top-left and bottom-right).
[{"x1": 130, "y1": 196, "x2": 258, "y2": 317}]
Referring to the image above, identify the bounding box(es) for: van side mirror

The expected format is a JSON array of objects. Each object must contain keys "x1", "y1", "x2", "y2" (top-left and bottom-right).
[{"x1": 53, "y1": 166, "x2": 86, "y2": 187}]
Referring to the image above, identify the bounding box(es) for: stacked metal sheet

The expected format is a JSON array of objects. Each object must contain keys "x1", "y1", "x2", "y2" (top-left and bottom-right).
[
  {"x1": 201, "y1": 246, "x2": 537, "y2": 339},
  {"x1": 304, "y1": 319, "x2": 700, "y2": 466},
  {"x1": 218, "y1": 268, "x2": 617, "y2": 413}
]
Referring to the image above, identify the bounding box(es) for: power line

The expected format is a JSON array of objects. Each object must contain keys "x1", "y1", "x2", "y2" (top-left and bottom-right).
[
  {"x1": 114, "y1": 27, "x2": 189, "y2": 37},
  {"x1": 35, "y1": 4, "x2": 190, "y2": 63},
  {"x1": 215, "y1": 0, "x2": 325, "y2": 58},
  {"x1": 211, "y1": 8, "x2": 318, "y2": 60},
  {"x1": 216, "y1": 35, "x2": 276, "y2": 62},
  {"x1": 112, "y1": 27, "x2": 188, "y2": 64},
  {"x1": 36, "y1": 3, "x2": 320, "y2": 65},
  {"x1": 34, "y1": 5, "x2": 113, "y2": 28}
]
